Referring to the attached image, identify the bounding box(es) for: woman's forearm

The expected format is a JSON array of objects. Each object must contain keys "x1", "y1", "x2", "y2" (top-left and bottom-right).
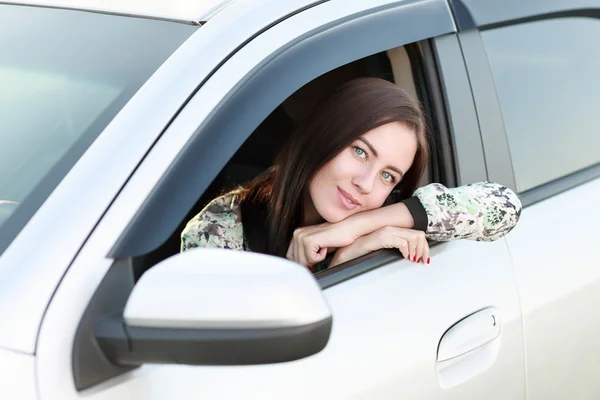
[
  {"x1": 342, "y1": 202, "x2": 415, "y2": 238},
  {"x1": 340, "y1": 181, "x2": 522, "y2": 244}
]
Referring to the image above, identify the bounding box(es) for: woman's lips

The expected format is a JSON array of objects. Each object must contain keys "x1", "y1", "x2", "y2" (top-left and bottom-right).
[{"x1": 337, "y1": 187, "x2": 359, "y2": 210}]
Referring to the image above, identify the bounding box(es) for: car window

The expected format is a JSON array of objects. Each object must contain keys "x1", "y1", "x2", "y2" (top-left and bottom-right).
[
  {"x1": 481, "y1": 17, "x2": 600, "y2": 192},
  {"x1": 0, "y1": 5, "x2": 196, "y2": 248}
]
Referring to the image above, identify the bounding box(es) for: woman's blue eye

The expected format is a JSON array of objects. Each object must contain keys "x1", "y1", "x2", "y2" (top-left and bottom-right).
[
  {"x1": 353, "y1": 146, "x2": 366, "y2": 158},
  {"x1": 382, "y1": 171, "x2": 395, "y2": 183}
]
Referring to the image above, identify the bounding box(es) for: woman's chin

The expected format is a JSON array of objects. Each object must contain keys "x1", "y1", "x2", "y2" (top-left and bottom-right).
[{"x1": 319, "y1": 208, "x2": 351, "y2": 224}]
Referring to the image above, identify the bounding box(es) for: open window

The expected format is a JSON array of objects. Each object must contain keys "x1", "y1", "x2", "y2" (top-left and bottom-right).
[{"x1": 129, "y1": 39, "x2": 456, "y2": 282}]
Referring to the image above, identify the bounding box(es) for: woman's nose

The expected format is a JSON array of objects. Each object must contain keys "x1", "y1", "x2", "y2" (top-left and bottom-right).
[{"x1": 352, "y1": 170, "x2": 376, "y2": 194}]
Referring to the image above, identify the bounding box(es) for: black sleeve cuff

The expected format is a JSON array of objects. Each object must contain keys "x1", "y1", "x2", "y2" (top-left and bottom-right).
[{"x1": 401, "y1": 196, "x2": 428, "y2": 232}]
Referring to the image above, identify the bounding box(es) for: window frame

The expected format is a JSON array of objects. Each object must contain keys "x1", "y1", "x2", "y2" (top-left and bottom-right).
[
  {"x1": 454, "y1": 1, "x2": 600, "y2": 206},
  {"x1": 109, "y1": 0, "x2": 462, "y2": 281}
]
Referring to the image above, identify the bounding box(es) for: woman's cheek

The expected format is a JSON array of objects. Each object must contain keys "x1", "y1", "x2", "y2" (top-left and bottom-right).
[
  {"x1": 364, "y1": 190, "x2": 389, "y2": 211},
  {"x1": 379, "y1": 186, "x2": 396, "y2": 206}
]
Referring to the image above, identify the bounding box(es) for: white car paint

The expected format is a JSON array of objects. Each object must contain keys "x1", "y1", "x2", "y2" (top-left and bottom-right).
[
  {"x1": 506, "y1": 177, "x2": 600, "y2": 399},
  {"x1": 39, "y1": 229, "x2": 525, "y2": 399},
  {"x1": 6, "y1": 0, "x2": 229, "y2": 21},
  {"x1": 124, "y1": 249, "x2": 331, "y2": 329},
  {"x1": 0, "y1": 348, "x2": 37, "y2": 400}
]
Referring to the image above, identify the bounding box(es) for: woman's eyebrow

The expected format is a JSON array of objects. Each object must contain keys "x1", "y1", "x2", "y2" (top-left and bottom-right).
[
  {"x1": 358, "y1": 137, "x2": 378, "y2": 157},
  {"x1": 388, "y1": 166, "x2": 405, "y2": 179},
  {"x1": 358, "y1": 137, "x2": 404, "y2": 179}
]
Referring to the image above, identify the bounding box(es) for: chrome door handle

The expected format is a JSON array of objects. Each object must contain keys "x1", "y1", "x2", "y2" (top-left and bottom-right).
[
  {"x1": 436, "y1": 307, "x2": 502, "y2": 388},
  {"x1": 437, "y1": 307, "x2": 501, "y2": 362}
]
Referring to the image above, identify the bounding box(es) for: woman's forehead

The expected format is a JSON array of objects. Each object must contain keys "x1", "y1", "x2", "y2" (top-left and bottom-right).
[
  {"x1": 360, "y1": 123, "x2": 417, "y2": 168},
  {"x1": 361, "y1": 122, "x2": 416, "y2": 149}
]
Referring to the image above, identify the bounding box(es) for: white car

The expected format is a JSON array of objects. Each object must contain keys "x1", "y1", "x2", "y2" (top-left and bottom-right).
[{"x1": 1, "y1": 0, "x2": 599, "y2": 399}]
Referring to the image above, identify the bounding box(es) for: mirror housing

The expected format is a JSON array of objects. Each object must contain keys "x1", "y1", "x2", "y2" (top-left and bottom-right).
[{"x1": 95, "y1": 249, "x2": 332, "y2": 366}]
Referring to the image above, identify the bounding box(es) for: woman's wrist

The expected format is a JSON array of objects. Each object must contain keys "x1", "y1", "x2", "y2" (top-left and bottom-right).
[{"x1": 330, "y1": 235, "x2": 369, "y2": 266}]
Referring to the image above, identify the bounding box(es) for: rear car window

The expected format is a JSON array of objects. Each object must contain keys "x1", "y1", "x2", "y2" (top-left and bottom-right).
[
  {"x1": 481, "y1": 17, "x2": 600, "y2": 192},
  {"x1": 0, "y1": 5, "x2": 197, "y2": 252}
]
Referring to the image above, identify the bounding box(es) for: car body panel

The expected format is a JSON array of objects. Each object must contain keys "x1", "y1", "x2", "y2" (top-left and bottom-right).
[
  {"x1": 2, "y1": 0, "x2": 231, "y2": 22},
  {"x1": 459, "y1": 3, "x2": 600, "y2": 398},
  {"x1": 40, "y1": 228, "x2": 525, "y2": 399},
  {"x1": 506, "y1": 170, "x2": 600, "y2": 399},
  {"x1": 0, "y1": 348, "x2": 37, "y2": 400}
]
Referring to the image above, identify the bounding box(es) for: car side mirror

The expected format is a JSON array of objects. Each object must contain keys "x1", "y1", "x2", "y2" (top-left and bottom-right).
[{"x1": 95, "y1": 249, "x2": 332, "y2": 366}]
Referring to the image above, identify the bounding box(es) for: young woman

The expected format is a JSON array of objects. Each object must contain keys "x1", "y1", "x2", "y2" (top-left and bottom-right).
[{"x1": 181, "y1": 78, "x2": 521, "y2": 272}]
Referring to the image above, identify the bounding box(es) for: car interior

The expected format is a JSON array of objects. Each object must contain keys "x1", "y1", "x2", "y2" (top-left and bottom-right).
[{"x1": 132, "y1": 43, "x2": 435, "y2": 281}]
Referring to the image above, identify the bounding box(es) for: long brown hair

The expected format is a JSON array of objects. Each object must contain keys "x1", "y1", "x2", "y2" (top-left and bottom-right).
[{"x1": 240, "y1": 77, "x2": 429, "y2": 257}]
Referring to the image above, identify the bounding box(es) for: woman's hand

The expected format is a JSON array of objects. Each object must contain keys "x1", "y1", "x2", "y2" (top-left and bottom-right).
[
  {"x1": 329, "y1": 226, "x2": 430, "y2": 267},
  {"x1": 286, "y1": 221, "x2": 361, "y2": 266}
]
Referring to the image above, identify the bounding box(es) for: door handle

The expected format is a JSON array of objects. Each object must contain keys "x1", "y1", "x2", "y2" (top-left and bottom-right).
[
  {"x1": 436, "y1": 307, "x2": 501, "y2": 388},
  {"x1": 437, "y1": 307, "x2": 500, "y2": 362}
]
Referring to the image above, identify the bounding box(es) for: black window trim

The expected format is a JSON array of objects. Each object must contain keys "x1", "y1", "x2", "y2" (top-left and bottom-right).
[
  {"x1": 519, "y1": 163, "x2": 600, "y2": 208},
  {"x1": 110, "y1": 0, "x2": 457, "y2": 285},
  {"x1": 472, "y1": 10, "x2": 600, "y2": 207}
]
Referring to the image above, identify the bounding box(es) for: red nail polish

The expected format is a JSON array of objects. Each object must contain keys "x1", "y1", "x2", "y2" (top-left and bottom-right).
[
  {"x1": 418, "y1": 258, "x2": 422, "y2": 263},
  {"x1": 427, "y1": 258, "x2": 430, "y2": 264},
  {"x1": 413, "y1": 255, "x2": 417, "y2": 262}
]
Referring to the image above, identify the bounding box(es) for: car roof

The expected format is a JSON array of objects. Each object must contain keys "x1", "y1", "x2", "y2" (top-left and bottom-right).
[{"x1": 3, "y1": 0, "x2": 235, "y2": 23}]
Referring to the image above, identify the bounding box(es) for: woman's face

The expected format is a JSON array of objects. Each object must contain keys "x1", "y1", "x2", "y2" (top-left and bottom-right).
[{"x1": 307, "y1": 121, "x2": 418, "y2": 224}]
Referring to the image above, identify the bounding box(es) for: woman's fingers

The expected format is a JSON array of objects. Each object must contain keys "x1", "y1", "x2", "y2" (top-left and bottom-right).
[
  {"x1": 423, "y1": 240, "x2": 431, "y2": 265},
  {"x1": 289, "y1": 230, "x2": 306, "y2": 266},
  {"x1": 407, "y1": 233, "x2": 418, "y2": 262},
  {"x1": 396, "y1": 238, "x2": 409, "y2": 260},
  {"x1": 415, "y1": 231, "x2": 426, "y2": 263},
  {"x1": 298, "y1": 235, "x2": 308, "y2": 266},
  {"x1": 383, "y1": 227, "x2": 408, "y2": 259},
  {"x1": 316, "y1": 247, "x2": 327, "y2": 263},
  {"x1": 287, "y1": 227, "x2": 315, "y2": 266},
  {"x1": 286, "y1": 241, "x2": 294, "y2": 261},
  {"x1": 383, "y1": 227, "x2": 430, "y2": 264},
  {"x1": 304, "y1": 237, "x2": 327, "y2": 265},
  {"x1": 291, "y1": 225, "x2": 431, "y2": 267},
  {"x1": 288, "y1": 228, "x2": 327, "y2": 266}
]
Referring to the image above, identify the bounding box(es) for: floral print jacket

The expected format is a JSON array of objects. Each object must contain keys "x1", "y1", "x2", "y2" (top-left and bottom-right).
[{"x1": 180, "y1": 182, "x2": 522, "y2": 253}]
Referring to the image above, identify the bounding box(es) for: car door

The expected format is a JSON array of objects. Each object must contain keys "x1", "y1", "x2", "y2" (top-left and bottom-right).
[
  {"x1": 36, "y1": 0, "x2": 526, "y2": 399},
  {"x1": 454, "y1": 0, "x2": 600, "y2": 398}
]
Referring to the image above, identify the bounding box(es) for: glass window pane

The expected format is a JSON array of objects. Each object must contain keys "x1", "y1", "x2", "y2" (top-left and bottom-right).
[
  {"x1": 482, "y1": 18, "x2": 600, "y2": 192},
  {"x1": 0, "y1": 5, "x2": 196, "y2": 248}
]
